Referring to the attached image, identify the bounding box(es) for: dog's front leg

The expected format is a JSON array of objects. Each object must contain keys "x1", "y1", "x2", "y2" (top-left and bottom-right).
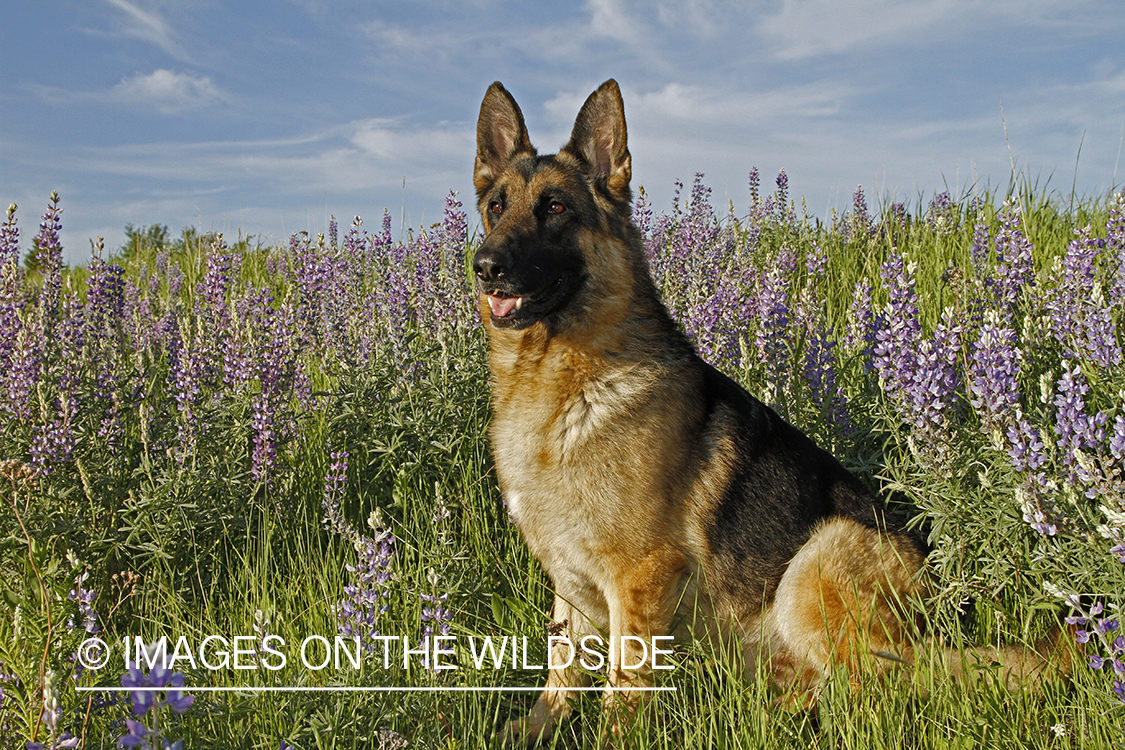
[
  {"x1": 603, "y1": 549, "x2": 684, "y2": 740},
  {"x1": 499, "y1": 593, "x2": 596, "y2": 746}
]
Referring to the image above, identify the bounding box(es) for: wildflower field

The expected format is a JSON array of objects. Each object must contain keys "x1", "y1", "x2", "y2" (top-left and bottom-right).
[{"x1": 1, "y1": 172, "x2": 1124, "y2": 749}]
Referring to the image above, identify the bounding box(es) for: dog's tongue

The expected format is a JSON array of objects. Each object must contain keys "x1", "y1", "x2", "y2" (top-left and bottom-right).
[{"x1": 488, "y1": 294, "x2": 521, "y2": 318}]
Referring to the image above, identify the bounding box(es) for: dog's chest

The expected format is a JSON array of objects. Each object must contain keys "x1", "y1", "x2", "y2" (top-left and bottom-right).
[{"x1": 490, "y1": 362, "x2": 653, "y2": 574}]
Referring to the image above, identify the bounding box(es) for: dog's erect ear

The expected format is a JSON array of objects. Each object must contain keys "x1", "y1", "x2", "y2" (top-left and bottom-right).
[
  {"x1": 562, "y1": 79, "x2": 631, "y2": 203},
  {"x1": 475, "y1": 82, "x2": 535, "y2": 196}
]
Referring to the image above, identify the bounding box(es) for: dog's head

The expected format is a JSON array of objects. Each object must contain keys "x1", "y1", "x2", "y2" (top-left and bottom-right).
[{"x1": 472, "y1": 79, "x2": 635, "y2": 333}]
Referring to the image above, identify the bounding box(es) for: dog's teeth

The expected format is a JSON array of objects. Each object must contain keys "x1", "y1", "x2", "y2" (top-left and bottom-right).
[{"x1": 515, "y1": 297, "x2": 524, "y2": 310}]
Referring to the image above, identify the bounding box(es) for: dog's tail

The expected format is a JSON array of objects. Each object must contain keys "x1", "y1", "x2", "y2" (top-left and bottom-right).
[{"x1": 912, "y1": 623, "x2": 1077, "y2": 692}]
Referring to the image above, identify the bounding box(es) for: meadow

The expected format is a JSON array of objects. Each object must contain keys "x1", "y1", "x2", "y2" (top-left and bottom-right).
[{"x1": 0, "y1": 171, "x2": 1123, "y2": 749}]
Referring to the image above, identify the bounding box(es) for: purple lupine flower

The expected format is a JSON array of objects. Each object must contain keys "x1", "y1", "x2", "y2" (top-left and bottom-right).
[
  {"x1": 119, "y1": 718, "x2": 153, "y2": 749},
  {"x1": 1006, "y1": 416, "x2": 1048, "y2": 473},
  {"x1": 371, "y1": 224, "x2": 415, "y2": 374},
  {"x1": 118, "y1": 640, "x2": 193, "y2": 749},
  {"x1": 419, "y1": 568, "x2": 454, "y2": 670},
  {"x1": 321, "y1": 450, "x2": 355, "y2": 542},
  {"x1": 968, "y1": 219, "x2": 991, "y2": 277},
  {"x1": 748, "y1": 168, "x2": 760, "y2": 216},
  {"x1": 926, "y1": 191, "x2": 955, "y2": 235},
  {"x1": 337, "y1": 541, "x2": 397, "y2": 649},
  {"x1": 843, "y1": 279, "x2": 876, "y2": 360},
  {"x1": 1053, "y1": 361, "x2": 1106, "y2": 487},
  {"x1": 1111, "y1": 542, "x2": 1125, "y2": 564},
  {"x1": 250, "y1": 391, "x2": 277, "y2": 483},
  {"x1": 435, "y1": 190, "x2": 472, "y2": 331},
  {"x1": 375, "y1": 210, "x2": 394, "y2": 254},
  {"x1": 775, "y1": 169, "x2": 789, "y2": 216},
  {"x1": 335, "y1": 527, "x2": 397, "y2": 650},
  {"x1": 1063, "y1": 597, "x2": 1125, "y2": 705},
  {"x1": 82, "y1": 240, "x2": 128, "y2": 450},
  {"x1": 165, "y1": 319, "x2": 202, "y2": 458},
  {"x1": 755, "y1": 248, "x2": 795, "y2": 406},
  {"x1": 769, "y1": 169, "x2": 797, "y2": 226},
  {"x1": 54, "y1": 293, "x2": 86, "y2": 395},
  {"x1": 745, "y1": 168, "x2": 764, "y2": 246},
  {"x1": 315, "y1": 232, "x2": 354, "y2": 360},
  {"x1": 634, "y1": 188, "x2": 655, "y2": 254},
  {"x1": 246, "y1": 295, "x2": 303, "y2": 483},
  {"x1": 5, "y1": 308, "x2": 42, "y2": 421},
  {"x1": 664, "y1": 174, "x2": 722, "y2": 301},
  {"x1": 324, "y1": 450, "x2": 398, "y2": 652},
  {"x1": 66, "y1": 570, "x2": 99, "y2": 635},
  {"x1": 33, "y1": 193, "x2": 64, "y2": 338},
  {"x1": 1018, "y1": 478, "x2": 1060, "y2": 536},
  {"x1": 882, "y1": 202, "x2": 909, "y2": 234},
  {"x1": 84, "y1": 249, "x2": 126, "y2": 349},
  {"x1": 903, "y1": 308, "x2": 962, "y2": 440},
  {"x1": 690, "y1": 268, "x2": 748, "y2": 368},
  {"x1": 803, "y1": 325, "x2": 852, "y2": 434},
  {"x1": 410, "y1": 231, "x2": 439, "y2": 332},
  {"x1": 968, "y1": 310, "x2": 1021, "y2": 433},
  {"x1": 121, "y1": 641, "x2": 194, "y2": 717},
  {"x1": 0, "y1": 204, "x2": 26, "y2": 389},
  {"x1": 1, "y1": 202, "x2": 19, "y2": 267},
  {"x1": 847, "y1": 185, "x2": 872, "y2": 239},
  {"x1": 28, "y1": 397, "x2": 75, "y2": 475},
  {"x1": 191, "y1": 236, "x2": 238, "y2": 393},
  {"x1": 1107, "y1": 192, "x2": 1125, "y2": 307},
  {"x1": 873, "y1": 250, "x2": 921, "y2": 397},
  {"x1": 289, "y1": 231, "x2": 325, "y2": 350},
  {"x1": 342, "y1": 215, "x2": 367, "y2": 265},
  {"x1": 420, "y1": 596, "x2": 451, "y2": 636},
  {"x1": 1046, "y1": 226, "x2": 1120, "y2": 368},
  {"x1": 1082, "y1": 285, "x2": 1122, "y2": 370},
  {"x1": 221, "y1": 318, "x2": 254, "y2": 392},
  {"x1": 442, "y1": 190, "x2": 468, "y2": 249},
  {"x1": 27, "y1": 670, "x2": 79, "y2": 750},
  {"x1": 991, "y1": 203, "x2": 1036, "y2": 316},
  {"x1": 874, "y1": 250, "x2": 961, "y2": 452}
]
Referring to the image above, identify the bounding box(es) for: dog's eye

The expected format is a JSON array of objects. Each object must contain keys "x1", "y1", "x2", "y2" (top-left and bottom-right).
[
  {"x1": 488, "y1": 200, "x2": 503, "y2": 216},
  {"x1": 546, "y1": 201, "x2": 566, "y2": 215}
]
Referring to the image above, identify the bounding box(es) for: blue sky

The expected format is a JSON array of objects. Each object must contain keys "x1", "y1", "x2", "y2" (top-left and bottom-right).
[{"x1": 3, "y1": 0, "x2": 1124, "y2": 263}]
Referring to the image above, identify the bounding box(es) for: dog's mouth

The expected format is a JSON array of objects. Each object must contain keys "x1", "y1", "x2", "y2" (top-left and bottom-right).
[{"x1": 483, "y1": 274, "x2": 575, "y2": 330}]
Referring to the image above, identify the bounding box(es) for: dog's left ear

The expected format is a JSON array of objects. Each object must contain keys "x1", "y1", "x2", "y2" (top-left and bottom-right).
[{"x1": 563, "y1": 79, "x2": 631, "y2": 203}]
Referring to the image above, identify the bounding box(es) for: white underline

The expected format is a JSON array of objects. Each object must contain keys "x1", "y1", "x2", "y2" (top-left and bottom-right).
[{"x1": 77, "y1": 686, "x2": 677, "y2": 693}]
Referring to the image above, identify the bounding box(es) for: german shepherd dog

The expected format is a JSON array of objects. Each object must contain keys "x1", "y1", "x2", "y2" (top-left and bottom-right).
[{"x1": 472, "y1": 80, "x2": 1052, "y2": 744}]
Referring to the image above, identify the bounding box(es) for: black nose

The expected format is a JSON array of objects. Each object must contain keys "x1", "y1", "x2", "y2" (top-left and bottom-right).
[{"x1": 473, "y1": 248, "x2": 510, "y2": 285}]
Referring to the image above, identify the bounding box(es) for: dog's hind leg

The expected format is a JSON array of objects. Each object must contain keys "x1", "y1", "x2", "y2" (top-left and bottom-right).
[{"x1": 769, "y1": 517, "x2": 927, "y2": 695}]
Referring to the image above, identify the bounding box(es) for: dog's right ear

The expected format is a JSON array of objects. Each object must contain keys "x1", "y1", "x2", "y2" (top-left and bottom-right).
[{"x1": 475, "y1": 82, "x2": 535, "y2": 197}]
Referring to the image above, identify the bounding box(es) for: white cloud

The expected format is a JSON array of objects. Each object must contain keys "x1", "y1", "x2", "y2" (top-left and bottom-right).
[
  {"x1": 51, "y1": 117, "x2": 475, "y2": 201},
  {"x1": 754, "y1": 0, "x2": 1117, "y2": 60},
  {"x1": 544, "y1": 80, "x2": 855, "y2": 139},
  {"x1": 350, "y1": 119, "x2": 472, "y2": 163},
  {"x1": 103, "y1": 0, "x2": 189, "y2": 61},
  {"x1": 757, "y1": 0, "x2": 965, "y2": 59},
  {"x1": 110, "y1": 70, "x2": 228, "y2": 113},
  {"x1": 31, "y1": 70, "x2": 230, "y2": 114}
]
